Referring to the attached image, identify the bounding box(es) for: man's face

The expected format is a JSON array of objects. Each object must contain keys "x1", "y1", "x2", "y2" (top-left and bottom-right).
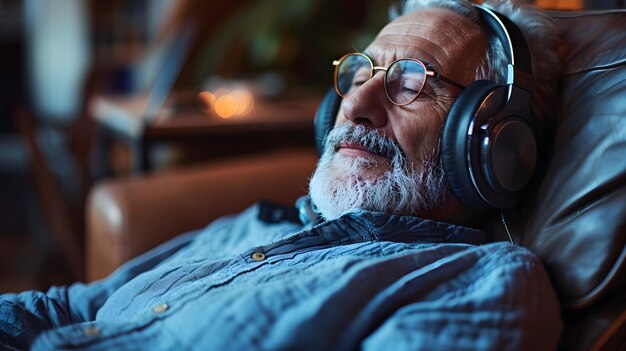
[{"x1": 310, "y1": 8, "x2": 488, "y2": 221}]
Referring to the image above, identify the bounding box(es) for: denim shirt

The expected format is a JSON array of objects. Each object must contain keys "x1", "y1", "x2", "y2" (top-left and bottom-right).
[{"x1": 0, "y1": 203, "x2": 562, "y2": 350}]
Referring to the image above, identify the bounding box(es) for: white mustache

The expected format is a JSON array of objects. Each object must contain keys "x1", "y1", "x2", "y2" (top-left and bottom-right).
[{"x1": 324, "y1": 124, "x2": 407, "y2": 160}]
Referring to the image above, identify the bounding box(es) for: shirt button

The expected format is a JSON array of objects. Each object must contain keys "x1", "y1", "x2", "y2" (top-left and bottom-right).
[
  {"x1": 153, "y1": 303, "x2": 169, "y2": 314},
  {"x1": 251, "y1": 252, "x2": 266, "y2": 261},
  {"x1": 83, "y1": 326, "x2": 100, "y2": 337}
]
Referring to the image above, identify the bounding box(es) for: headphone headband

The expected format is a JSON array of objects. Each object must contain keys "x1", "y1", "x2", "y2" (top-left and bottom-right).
[{"x1": 474, "y1": 5, "x2": 534, "y2": 92}]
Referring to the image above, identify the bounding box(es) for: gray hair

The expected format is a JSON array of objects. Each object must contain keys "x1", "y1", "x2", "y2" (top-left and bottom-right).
[{"x1": 390, "y1": 0, "x2": 560, "y2": 126}]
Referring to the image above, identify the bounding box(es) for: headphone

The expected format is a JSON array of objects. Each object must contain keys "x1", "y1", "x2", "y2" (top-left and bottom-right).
[{"x1": 313, "y1": 5, "x2": 537, "y2": 209}]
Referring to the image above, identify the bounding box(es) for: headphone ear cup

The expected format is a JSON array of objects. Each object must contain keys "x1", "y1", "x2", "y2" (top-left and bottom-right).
[
  {"x1": 442, "y1": 80, "x2": 500, "y2": 208},
  {"x1": 314, "y1": 88, "x2": 342, "y2": 155}
]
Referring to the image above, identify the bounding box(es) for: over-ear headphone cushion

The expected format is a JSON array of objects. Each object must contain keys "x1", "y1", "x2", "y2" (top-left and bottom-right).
[
  {"x1": 314, "y1": 89, "x2": 342, "y2": 155},
  {"x1": 442, "y1": 80, "x2": 500, "y2": 208}
]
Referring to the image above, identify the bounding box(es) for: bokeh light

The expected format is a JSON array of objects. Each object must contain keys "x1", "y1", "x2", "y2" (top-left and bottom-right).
[
  {"x1": 196, "y1": 91, "x2": 215, "y2": 113},
  {"x1": 196, "y1": 87, "x2": 254, "y2": 119},
  {"x1": 214, "y1": 94, "x2": 237, "y2": 118},
  {"x1": 231, "y1": 89, "x2": 254, "y2": 115}
]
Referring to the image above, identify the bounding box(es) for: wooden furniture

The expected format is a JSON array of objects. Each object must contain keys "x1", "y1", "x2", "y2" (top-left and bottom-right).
[{"x1": 91, "y1": 91, "x2": 320, "y2": 174}]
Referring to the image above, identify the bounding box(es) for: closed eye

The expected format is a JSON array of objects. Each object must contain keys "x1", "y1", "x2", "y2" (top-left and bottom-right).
[{"x1": 401, "y1": 87, "x2": 419, "y2": 95}]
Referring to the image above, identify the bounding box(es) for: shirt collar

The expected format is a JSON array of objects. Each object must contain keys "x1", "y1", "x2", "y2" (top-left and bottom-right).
[{"x1": 313, "y1": 209, "x2": 487, "y2": 246}]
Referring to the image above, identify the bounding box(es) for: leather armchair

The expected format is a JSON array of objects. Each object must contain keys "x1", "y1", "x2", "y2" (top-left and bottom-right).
[
  {"x1": 87, "y1": 148, "x2": 319, "y2": 281},
  {"x1": 86, "y1": 9, "x2": 626, "y2": 351}
]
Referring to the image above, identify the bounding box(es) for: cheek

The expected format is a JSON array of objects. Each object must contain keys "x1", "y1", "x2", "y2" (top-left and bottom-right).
[
  {"x1": 394, "y1": 104, "x2": 446, "y2": 163},
  {"x1": 336, "y1": 99, "x2": 447, "y2": 164},
  {"x1": 335, "y1": 105, "x2": 347, "y2": 125}
]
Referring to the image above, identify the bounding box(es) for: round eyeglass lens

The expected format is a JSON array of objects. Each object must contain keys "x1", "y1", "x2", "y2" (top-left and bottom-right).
[
  {"x1": 336, "y1": 54, "x2": 372, "y2": 97},
  {"x1": 385, "y1": 60, "x2": 427, "y2": 105}
]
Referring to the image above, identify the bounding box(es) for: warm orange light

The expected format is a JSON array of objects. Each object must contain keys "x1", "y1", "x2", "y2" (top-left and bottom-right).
[
  {"x1": 197, "y1": 86, "x2": 255, "y2": 118},
  {"x1": 535, "y1": 0, "x2": 582, "y2": 9},
  {"x1": 231, "y1": 89, "x2": 254, "y2": 115},
  {"x1": 196, "y1": 91, "x2": 216, "y2": 114},
  {"x1": 214, "y1": 94, "x2": 238, "y2": 118}
]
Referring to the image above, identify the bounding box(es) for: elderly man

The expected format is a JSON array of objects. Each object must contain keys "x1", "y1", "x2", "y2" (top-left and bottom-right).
[{"x1": 1, "y1": 0, "x2": 562, "y2": 350}]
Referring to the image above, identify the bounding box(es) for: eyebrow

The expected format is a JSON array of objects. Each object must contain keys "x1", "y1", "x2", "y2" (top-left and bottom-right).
[
  {"x1": 359, "y1": 50, "x2": 459, "y2": 94},
  {"x1": 361, "y1": 50, "x2": 439, "y2": 71}
]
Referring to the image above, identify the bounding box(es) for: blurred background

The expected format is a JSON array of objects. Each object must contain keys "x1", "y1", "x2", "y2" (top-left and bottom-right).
[{"x1": 0, "y1": 0, "x2": 619, "y2": 292}]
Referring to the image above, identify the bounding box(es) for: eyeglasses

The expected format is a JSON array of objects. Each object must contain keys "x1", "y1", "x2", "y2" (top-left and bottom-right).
[{"x1": 332, "y1": 52, "x2": 466, "y2": 106}]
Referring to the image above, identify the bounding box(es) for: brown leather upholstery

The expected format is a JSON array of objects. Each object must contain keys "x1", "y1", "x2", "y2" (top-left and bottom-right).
[{"x1": 86, "y1": 148, "x2": 318, "y2": 281}]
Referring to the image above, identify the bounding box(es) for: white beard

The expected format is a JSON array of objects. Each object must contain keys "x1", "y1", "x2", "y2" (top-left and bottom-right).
[{"x1": 309, "y1": 123, "x2": 448, "y2": 221}]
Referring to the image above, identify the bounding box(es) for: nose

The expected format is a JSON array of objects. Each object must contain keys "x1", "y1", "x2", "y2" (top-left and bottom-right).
[{"x1": 338, "y1": 74, "x2": 388, "y2": 128}]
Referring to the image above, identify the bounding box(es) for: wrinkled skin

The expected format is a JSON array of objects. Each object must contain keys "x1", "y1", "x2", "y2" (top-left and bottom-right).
[{"x1": 331, "y1": 8, "x2": 488, "y2": 224}]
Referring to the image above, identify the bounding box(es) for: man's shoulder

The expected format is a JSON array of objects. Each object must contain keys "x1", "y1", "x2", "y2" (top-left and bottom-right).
[
  {"x1": 477, "y1": 242, "x2": 541, "y2": 263},
  {"x1": 461, "y1": 242, "x2": 548, "y2": 281}
]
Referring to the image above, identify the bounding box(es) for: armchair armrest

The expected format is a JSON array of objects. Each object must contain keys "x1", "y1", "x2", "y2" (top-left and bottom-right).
[{"x1": 86, "y1": 148, "x2": 318, "y2": 281}]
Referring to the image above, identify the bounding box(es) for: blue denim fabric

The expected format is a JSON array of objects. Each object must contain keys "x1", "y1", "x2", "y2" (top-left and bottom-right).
[{"x1": 0, "y1": 204, "x2": 562, "y2": 350}]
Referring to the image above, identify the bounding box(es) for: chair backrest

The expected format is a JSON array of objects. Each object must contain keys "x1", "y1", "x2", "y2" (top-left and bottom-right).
[
  {"x1": 521, "y1": 9, "x2": 626, "y2": 350},
  {"x1": 523, "y1": 9, "x2": 626, "y2": 310}
]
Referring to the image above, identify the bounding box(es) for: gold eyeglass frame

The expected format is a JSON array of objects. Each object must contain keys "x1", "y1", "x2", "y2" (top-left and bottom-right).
[{"x1": 332, "y1": 52, "x2": 466, "y2": 106}]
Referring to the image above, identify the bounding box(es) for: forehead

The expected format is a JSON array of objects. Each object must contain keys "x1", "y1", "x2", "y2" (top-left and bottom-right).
[{"x1": 365, "y1": 8, "x2": 486, "y2": 72}]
